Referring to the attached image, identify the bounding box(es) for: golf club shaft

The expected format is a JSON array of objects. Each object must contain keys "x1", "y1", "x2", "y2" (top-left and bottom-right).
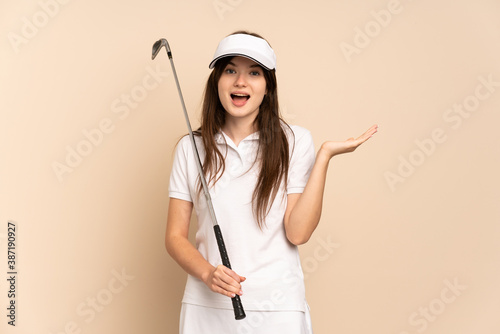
[
  {"x1": 166, "y1": 54, "x2": 219, "y2": 228},
  {"x1": 162, "y1": 41, "x2": 246, "y2": 320}
]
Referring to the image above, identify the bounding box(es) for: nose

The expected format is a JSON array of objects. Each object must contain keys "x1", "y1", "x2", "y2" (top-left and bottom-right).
[{"x1": 234, "y1": 73, "x2": 247, "y2": 87}]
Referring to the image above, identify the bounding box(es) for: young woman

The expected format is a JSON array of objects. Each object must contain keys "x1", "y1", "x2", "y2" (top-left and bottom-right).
[{"x1": 166, "y1": 31, "x2": 378, "y2": 334}]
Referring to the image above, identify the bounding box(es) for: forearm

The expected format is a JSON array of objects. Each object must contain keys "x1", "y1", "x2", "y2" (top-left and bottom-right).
[
  {"x1": 166, "y1": 198, "x2": 245, "y2": 298},
  {"x1": 286, "y1": 147, "x2": 331, "y2": 245},
  {"x1": 166, "y1": 234, "x2": 214, "y2": 283}
]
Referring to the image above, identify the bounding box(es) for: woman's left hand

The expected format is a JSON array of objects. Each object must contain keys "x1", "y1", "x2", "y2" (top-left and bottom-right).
[{"x1": 319, "y1": 124, "x2": 378, "y2": 159}]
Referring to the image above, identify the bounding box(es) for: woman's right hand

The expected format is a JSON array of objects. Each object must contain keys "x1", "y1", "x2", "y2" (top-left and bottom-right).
[{"x1": 203, "y1": 265, "x2": 246, "y2": 298}]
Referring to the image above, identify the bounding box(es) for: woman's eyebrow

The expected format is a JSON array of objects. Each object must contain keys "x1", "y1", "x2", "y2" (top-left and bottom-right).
[{"x1": 227, "y1": 61, "x2": 261, "y2": 69}]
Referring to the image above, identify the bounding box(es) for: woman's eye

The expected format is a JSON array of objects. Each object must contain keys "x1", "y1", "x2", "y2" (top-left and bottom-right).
[
  {"x1": 250, "y1": 71, "x2": 260, "y2": 76},
  {"x1": 225, "y1": 68, "x2": 236, "y2": 74}
]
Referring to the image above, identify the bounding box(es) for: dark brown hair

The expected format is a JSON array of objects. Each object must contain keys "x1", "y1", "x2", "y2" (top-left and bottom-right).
[{"x1": 197, "y1": 30, "x2": 291, "y2": 228}]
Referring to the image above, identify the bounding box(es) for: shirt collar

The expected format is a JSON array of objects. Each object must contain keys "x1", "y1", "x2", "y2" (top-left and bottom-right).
[{"x1": 215, "y1": 131, "x2": 260, "y2": 144}]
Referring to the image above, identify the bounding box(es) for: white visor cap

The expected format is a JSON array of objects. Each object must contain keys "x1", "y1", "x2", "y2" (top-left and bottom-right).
[{"x1": 209, "y1": 34, "x2": 276, "y2": 70}]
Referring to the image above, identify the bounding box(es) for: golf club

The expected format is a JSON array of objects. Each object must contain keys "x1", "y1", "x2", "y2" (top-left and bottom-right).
[{"x1": 152, "y1": 38, "x2": 246, "y2": 320}]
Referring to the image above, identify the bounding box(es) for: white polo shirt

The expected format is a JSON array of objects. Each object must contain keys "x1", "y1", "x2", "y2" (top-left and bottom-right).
[{"x1": 169, "y1": 124, "x2": 316, "y2": 311}]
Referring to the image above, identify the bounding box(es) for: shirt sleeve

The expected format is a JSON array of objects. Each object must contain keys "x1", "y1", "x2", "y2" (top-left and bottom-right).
[
  {"x1": 168, "y1": 136, "x2": 193, "y2": 202},
  {"x1": 287, "y1": 126, "x2": 316, "y2": 194}
]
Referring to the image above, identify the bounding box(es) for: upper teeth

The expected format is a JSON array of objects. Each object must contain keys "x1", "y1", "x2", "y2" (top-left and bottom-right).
[{"x1": 233, "y1": 94, "x2": 248, "y2": 96}]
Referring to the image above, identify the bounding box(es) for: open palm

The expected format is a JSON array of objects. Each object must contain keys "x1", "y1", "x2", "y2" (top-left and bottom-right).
[{"x1": 320, "y1": 124, "x2": 378, "y2": 158}]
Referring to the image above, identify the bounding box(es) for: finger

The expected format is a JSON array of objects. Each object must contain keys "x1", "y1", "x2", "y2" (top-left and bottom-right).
[
  {"x1": 222, "y1": 266, "x2": 244, "y2": 284},
  {"x1": 206, "y1": 266, "x2": 243, "y2": 297},
  {"x1": 359, "y1": 124, "x2": 377, "y2": 135},
  {"x1": 215, "y1": 264, "x2": 238, "y2": 280},
  {"x1": 362, "y1": 125, "x2": 378, "y2": 137},
  {"x1": 356, "y1": 125, "x2": 378, "y2": 143},
  {"x1": 365, "y1": 124, "x2": 378, "y2": 137},
  {"x1": 215, "y1": 279, "x2": 242, "y2": 297},
  {"x1": 211, "y1": 270, "x2": 242, "y2": 296},
  {"x1": 216, "y1": 268, "x2": 242, "y2": 290},
  {"x1": 218, "y1": 272, "x2": 241, "y2": 288},
  {"x1": 211, "y1": 284, "x2": 240, "y2": 298}
]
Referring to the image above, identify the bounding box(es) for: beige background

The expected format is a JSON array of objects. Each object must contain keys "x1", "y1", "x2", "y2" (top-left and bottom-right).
[{"x1": 1, "y1": 0, "x2": 499, "y2": 333}]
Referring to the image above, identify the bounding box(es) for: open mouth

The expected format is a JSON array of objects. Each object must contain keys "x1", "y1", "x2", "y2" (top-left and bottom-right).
[
  {"x1": 230, "y1": 93, "x2": 250, "y2": 107},
  {"x1": 231, "y1": 93, "x2": 250, "y2": 102}
]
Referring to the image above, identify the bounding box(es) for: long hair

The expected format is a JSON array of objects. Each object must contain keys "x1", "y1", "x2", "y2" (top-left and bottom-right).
[{"x1": 197, "y1": 31, "x2": 291, "y2": 229}]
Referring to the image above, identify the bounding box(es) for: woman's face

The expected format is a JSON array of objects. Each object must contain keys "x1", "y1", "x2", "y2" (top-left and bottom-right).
[{"x1": 217, "y1": 56, "x2": 267, "y2": 126}]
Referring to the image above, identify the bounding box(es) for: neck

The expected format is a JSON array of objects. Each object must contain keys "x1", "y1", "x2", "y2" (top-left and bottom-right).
[{"x1": 222, "y1": 117, "x2": 257, "y2": 147}]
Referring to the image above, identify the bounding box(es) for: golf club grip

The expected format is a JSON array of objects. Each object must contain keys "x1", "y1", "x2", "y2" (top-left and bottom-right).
[{"x1": 213, "y1": 225, "x2": 246, "y2": 320}]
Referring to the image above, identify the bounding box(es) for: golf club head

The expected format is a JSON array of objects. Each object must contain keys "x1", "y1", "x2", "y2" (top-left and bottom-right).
[{"x1": 152, "y1": 38, "x2": 171, "y2": 60}]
